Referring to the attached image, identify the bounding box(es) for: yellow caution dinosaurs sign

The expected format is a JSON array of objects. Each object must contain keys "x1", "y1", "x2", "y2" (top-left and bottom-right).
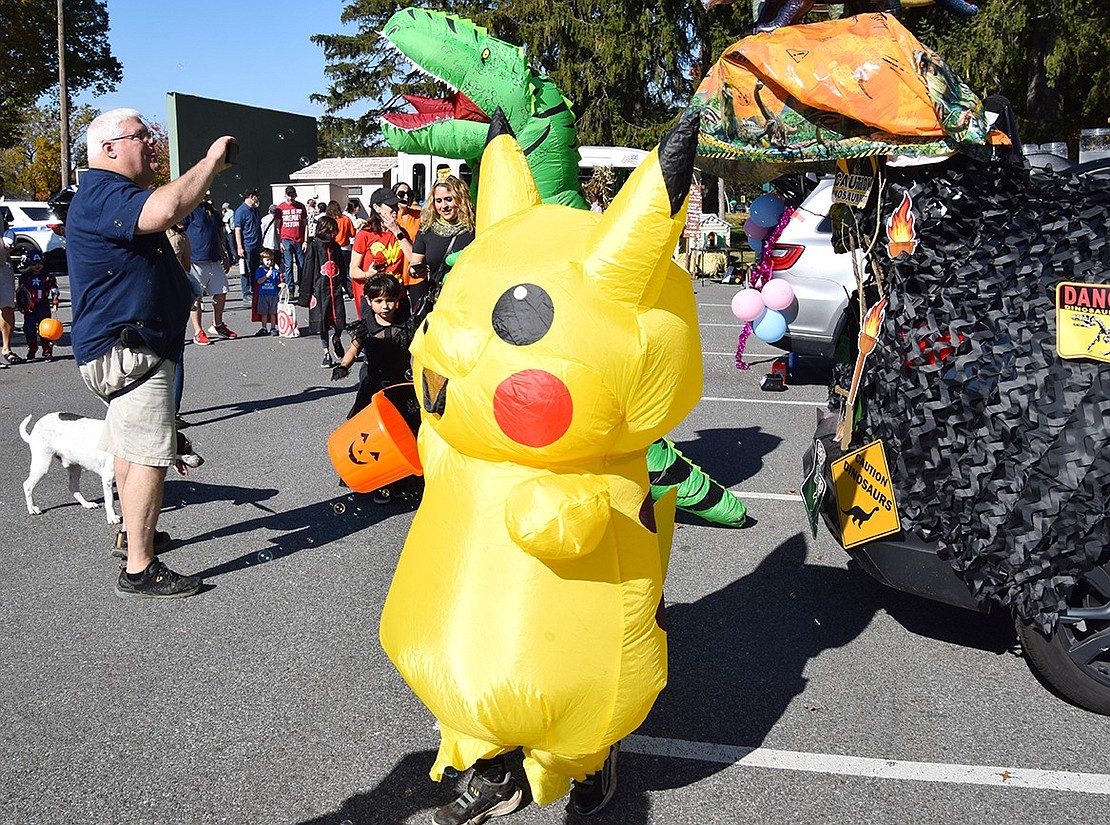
[
  {"x1": 379, "y1": 111, "x2": 702, "y2": 806},
  {"x1": 1057, "y1": 282, "x2": 1110, "y2": 364},
  {"x1": 832, "y1": 440, "x2": 900, "y2": 548}
]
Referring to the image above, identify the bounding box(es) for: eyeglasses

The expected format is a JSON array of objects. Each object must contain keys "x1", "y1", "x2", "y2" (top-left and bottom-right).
[
  {"x1": 105, "y1": 128, "x2": 154, "y2": 144},
  {"x1": 396, "y1": 190, "x2": 412, "y2": 201}
]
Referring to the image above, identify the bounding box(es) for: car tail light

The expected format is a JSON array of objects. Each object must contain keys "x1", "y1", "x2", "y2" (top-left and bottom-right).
[
  {"x1": 47, "y1": 222, "x2": 65, "y2": 237},
  {"x1": 769, "y1": 243, "x2": 804, "y2": 270}
]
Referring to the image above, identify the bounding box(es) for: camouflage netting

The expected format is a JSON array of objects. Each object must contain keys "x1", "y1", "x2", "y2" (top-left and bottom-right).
[{"x1": 844, "y1": 157, "x2": 1110, "y2": 633}]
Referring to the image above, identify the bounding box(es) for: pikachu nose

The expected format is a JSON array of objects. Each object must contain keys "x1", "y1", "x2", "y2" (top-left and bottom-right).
[{"x1": 422, "y1": 369, "x2": 448, "y2": 416}]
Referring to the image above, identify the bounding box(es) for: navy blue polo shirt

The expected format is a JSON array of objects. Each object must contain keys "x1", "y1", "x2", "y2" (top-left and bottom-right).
[
  {"x1": 66, "y1": 168, "x2": 193, "y2": 365},
  {"x1": 183, "y1": 201, "x2": 225, "y2": 262},
  {"x1": 233, "y1": 201, "x2": 261, "y2": 251}
]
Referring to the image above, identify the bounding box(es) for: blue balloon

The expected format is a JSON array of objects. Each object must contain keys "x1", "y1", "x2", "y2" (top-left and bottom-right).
[
  {"x1": 752, "y1": 307, "x2": 788, "y2": 343},
  {"x1": 750, "y1": 194, "x2": 786, "y2": 229},
  {"x1": 747, "y1": 236, "x2": 763, "y2": 254}
]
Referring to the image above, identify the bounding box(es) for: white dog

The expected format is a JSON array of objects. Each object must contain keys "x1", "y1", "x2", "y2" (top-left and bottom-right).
[{"x1": 20, "y1": 412, "x2": 203, "y2": 523}]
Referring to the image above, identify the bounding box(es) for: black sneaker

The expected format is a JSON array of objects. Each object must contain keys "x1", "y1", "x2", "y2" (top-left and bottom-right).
[
  {"x1": 111, "y1": 529, "x2": 173, "y2": 560},
  {"x1": 321, "y1": 352, "x2": 334, "y2": 369},
  {"x1": 114, "y1": 558, "x2": 202, "y2": 600},
  {"x1": 569, "y1": 743, "x2": 619, "y2": 816},
  {"x1": 433, "y1": 772, "x2": 522, "y2": 825}
]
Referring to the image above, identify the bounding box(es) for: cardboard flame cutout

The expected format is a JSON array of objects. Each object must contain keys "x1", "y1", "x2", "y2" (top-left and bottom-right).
[
  {"x1": 886, "y1": 192, "x2": 919, "y2": 258},
  {"x1": 837, "y1": 297, "x2": 888, "y2": 446}
]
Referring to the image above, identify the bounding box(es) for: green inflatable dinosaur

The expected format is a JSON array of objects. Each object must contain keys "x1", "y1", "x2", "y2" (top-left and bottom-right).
[
  {"x1": 381, "y1": 8, "x2": 746, "y2": 528},
  {"x1": 381, "y1": 8, "x2": 586, "y2": 209}
]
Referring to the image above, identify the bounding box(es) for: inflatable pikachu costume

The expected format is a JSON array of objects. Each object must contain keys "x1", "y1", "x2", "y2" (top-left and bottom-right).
[{"x1": 379, "y1": 110, "x2": 703, "y2": 805}]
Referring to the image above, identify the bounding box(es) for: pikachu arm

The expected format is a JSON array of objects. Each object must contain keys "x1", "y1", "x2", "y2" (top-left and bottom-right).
[{"x1": 505, "y1": 472, "x2": 611, "y2": 560}]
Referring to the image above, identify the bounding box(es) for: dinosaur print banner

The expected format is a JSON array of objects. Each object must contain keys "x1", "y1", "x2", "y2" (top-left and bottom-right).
[{"x1": 692, "y1": 13, "x2": 989, "y2": 182}]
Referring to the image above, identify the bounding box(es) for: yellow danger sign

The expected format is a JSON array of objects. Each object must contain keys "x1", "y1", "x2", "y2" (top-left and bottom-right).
[
  {"x1": 1057, "y1": 282, "x2": 1110, "y2": 363},
  {"x1": 831, "y1": 440, "x2": 901, "y2": 548}
]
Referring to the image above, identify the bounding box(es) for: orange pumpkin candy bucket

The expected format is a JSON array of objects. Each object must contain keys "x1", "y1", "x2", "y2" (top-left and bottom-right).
[
  {"x1": 327, "y1": 385, "x2": 422, "y2": 492},
  {"x1": 38, "y1": 317, "x2": 63, "y2": 341}
]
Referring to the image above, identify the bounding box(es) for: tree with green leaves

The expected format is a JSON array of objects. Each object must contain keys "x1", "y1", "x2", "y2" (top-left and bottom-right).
[
  {"x1": 0, "y1": 0, "x2": 121, "y2": 151},
  {"x1": 0, "y1": 104, "x2": 99, "y2": 199},
  {"x1": 313, "y1": 1, "x2": 752, "y2": 150},
  {"x1": 906, "y1": 0, "x2": 1109, "y2": 142}
]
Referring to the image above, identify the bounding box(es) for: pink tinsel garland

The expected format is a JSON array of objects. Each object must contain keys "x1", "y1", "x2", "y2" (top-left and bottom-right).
[{"x1": 735, "y1": 206, "x2": 795, "y2": 371}]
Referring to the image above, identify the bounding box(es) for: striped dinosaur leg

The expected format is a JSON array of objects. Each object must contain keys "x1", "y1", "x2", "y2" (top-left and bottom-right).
[{"x1": 647, "y1": 438, "x2": 747, "y2": 527}]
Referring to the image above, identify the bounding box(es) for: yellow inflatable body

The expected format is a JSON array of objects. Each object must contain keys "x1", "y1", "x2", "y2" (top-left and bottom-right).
[{"x1": 379, "y1": 111, "x2": 703, "y2": 805}]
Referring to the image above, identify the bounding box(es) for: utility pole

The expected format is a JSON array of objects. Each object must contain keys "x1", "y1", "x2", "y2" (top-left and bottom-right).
[{"x1": 58, "y1": 0, "x2": 72, "y2": 187}]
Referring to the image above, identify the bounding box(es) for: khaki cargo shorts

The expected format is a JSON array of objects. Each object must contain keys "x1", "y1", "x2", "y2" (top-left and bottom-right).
[{"x1": 79, "y1": 344, "x2": 177, "y2": 467}]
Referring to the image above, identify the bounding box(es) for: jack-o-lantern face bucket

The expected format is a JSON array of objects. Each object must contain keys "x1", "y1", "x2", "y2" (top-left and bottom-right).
[
  {"x1": 328, "y1": 387, "x2": 423, "y2": 492},
  {"x1": 38, "y1": 317, "x2": 63, "y2": 341}
]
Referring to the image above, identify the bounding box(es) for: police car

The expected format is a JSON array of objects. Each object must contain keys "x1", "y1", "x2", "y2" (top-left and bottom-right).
[{"x1": 1, "y1": 200, "x2": 67, "y2": 272}]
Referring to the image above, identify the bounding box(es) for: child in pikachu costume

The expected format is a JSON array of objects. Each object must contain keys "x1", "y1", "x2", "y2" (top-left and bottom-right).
[{"x1": 379, "y1": 109, "x2": 702, "y2": 819}]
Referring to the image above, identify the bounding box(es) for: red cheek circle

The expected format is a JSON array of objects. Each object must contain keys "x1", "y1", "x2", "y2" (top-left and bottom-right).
[{"x1": 493, "y1": 370, "x2": 573, "y2": 448}]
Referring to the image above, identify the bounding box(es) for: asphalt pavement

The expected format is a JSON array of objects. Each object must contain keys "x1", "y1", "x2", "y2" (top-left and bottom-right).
[{"x1": 2, "y1": 277, "x2": 1108, "y2": 825}]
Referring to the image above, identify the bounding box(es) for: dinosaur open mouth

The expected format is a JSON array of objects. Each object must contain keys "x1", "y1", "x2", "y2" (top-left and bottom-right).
[{"x1": 382, "y1": 91, "x2": 490, "y2": 132}]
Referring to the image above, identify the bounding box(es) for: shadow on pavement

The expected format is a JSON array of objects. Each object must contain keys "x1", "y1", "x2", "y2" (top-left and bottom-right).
[
  {"x1": 670, "y1": 426, "x2": 782, "y2": 489},
  {"x1": 638, "y1": 532, "x2": 1016, "y2": 795},
  {"x1": 162, "y1": 484, "x2": 394, "y2": 579},
  {"x1": 182, "y1": 384, "x2": 352, "y2": 426},
  {"x1": 296, "y1": 749, "x2": 440, "y2": 825},
  {"x1": 641, "y1": 534, "x2": 878, "y2": 781},
  {"x1": 295, "y1": 748, "x2": 651, "y2": 825}
]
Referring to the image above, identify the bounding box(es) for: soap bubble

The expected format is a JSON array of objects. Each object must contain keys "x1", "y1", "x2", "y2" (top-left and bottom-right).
[
  {"x1": 299, "y1": 156, "x2": 311, "y2": 167},
  {"x1": 333, "y1": 502, "x2": 346, "y2": 514},
  {"x1": 257, "y1": 549, "x2": 272, "y2": 563}
]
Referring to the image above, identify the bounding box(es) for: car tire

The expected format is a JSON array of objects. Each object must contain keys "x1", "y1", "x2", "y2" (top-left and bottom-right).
[
  {"x1": 11, "y1": 238, "x2": 39, "y2": 267},
  {"x1": 1014, "y1": 561, "x2": 1110, "y2": 715}
]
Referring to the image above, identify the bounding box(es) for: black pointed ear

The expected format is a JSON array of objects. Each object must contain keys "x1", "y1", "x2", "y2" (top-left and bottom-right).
[
  {"x1": 486, "y1": 108, "x2": 516, "y2": 144},
  {"x1": 658, "y1": 108, "x2": 701, "y2": 217}
]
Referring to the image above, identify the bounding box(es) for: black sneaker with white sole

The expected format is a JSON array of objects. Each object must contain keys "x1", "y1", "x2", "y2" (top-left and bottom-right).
[
  {"x1": 111, "y1": 529, "x2": 173, "y2": 560},
  {"x1": 433, "y1": 772, "x2": 522, "y2": 825},
  {"x1": 114, "y1": 558, "x2": 202, "y2": 600},
  {"x1": 569, "y1": 743, "x2": 619, "y2": 816}
]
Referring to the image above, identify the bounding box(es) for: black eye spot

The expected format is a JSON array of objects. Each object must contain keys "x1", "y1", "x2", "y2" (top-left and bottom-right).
[{"x1": 492, "y1": 283, "x2": 554, "y2": 346}]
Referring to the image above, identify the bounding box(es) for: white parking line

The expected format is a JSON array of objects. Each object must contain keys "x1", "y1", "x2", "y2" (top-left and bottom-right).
[
  {"x1": 625, "y1": 735, "x2": 1110, "y2": 795},
  {"x1": 731, "y1": 491, "x2": 803, "y2": 502},
  {"x1": 702, "y1": 395, "x2": 823, "y2": 407},
  {"x1": 702, "y1": 351, "x2": 780, "y2": 358}
]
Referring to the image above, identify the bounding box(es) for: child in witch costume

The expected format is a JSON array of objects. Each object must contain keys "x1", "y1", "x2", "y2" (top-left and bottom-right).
[
  {"x1": 298, "y1": 215, "x2": 347, "y2": 368},
  {"x1": 16, "y1": 251, "x2": 60, "y2": 361},
  {"x1": 331, "y1": 273, "x2": 418, "y2": 504}
]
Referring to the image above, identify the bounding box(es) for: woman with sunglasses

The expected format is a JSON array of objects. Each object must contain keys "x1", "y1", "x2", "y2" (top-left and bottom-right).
[{"x1": 408, "y1": 176, "x2": 475, "y2": 320}]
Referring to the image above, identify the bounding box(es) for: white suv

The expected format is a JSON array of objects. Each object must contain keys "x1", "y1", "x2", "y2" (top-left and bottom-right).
[
  {"x1": 764, "y1": 176, "x2": 863, "y2": 358},
  {"x1": 1, "y1": 200, "x2": 67, "y2": 272}
]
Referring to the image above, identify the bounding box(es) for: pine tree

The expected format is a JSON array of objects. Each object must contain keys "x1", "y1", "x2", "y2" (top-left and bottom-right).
[
  {"x1": 912, "y1": 0, "x2": 1110, "y2": 142},
  {"x1": 313, "y1": 0, "x2": 752, "y2": 150}
]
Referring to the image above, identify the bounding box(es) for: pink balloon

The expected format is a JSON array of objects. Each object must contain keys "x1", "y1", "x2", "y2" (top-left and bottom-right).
[
  {"x1": 731, "y1": 288, "x2": 766, "y2": 323},
  {"x1": 761, "y1": 278, "x2": 795, "y2": 311},
  {"x1": 744, "y1": 218, "x2": 770, "y2": 241}
]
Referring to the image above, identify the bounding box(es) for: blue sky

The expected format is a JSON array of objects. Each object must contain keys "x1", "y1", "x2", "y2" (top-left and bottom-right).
[{"x1": 72, "y1": 0, "x2": 362, "y2": 124}]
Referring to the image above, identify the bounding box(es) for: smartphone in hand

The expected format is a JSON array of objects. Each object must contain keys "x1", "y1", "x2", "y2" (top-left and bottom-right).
[{"x1": 224, "y1": 141, "x2": 239, "y2": 165}]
